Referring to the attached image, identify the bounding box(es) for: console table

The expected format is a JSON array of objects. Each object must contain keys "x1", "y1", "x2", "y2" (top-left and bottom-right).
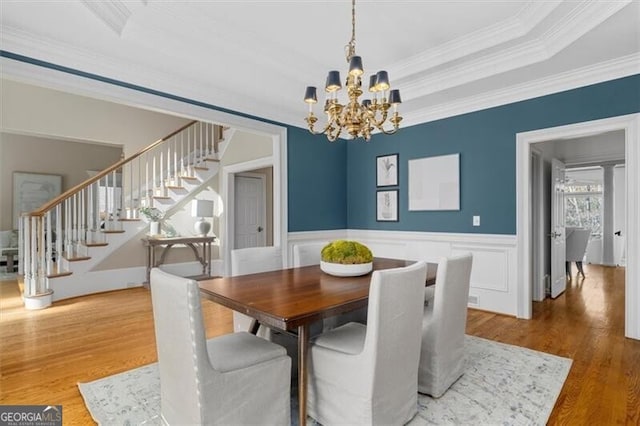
[{"x1": 142, "y1": 236, "x2": 215, "y2": 284}]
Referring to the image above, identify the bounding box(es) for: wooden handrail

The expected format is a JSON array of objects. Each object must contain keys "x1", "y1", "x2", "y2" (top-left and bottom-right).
[{"x1": 29, "y1": 120, "x2": 198, "y2": 216}]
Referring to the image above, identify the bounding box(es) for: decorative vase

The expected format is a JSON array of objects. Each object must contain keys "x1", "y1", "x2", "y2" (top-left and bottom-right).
[
  {"x1": 149, "y1": 221, "x2": 161, "y2": 236},
  {"x1": 320, "y1": 261, "x2": 373, "y2": 277}
]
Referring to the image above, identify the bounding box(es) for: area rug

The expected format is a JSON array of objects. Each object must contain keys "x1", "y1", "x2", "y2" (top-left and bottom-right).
[{"x1": 78, "y1": 335, "x2": 571, "y2": 425}]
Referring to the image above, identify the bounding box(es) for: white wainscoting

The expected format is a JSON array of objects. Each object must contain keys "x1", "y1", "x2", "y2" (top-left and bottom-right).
[{"x1": 288, "y1": 229, "x2": 518, "y2": 316}]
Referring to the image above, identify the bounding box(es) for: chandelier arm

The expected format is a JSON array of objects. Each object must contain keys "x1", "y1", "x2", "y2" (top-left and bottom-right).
[{"x1": 307, "y1": 115, "x2": 339, "y2": 136}]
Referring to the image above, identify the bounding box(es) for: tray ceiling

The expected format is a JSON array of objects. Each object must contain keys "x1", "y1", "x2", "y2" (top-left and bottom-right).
[{"x1": 1, "y1": 0, "x2": 638, "y2": 130}]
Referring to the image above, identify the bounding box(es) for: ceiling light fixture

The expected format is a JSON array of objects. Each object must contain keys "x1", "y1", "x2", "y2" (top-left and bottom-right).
[{"x1": 303, "y1": 0, "x2": 402, "y2": 142}]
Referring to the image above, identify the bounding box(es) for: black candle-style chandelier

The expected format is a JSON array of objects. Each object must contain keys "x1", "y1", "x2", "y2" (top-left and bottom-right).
[{"x1": 303, "y1": 0, "x2": 402, "y2": 142}]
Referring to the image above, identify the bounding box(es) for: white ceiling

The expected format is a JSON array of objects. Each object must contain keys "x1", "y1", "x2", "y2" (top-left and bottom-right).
[
  {"x1": 1, "y1": 1, "x2": 639, "y2": 131},
  {"x1": 533, "y1": 130, "x2": 626, "y2": 166}
]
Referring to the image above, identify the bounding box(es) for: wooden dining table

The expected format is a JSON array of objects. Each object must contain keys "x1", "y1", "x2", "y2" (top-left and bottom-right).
[{"x1": 198, "y1": 257, "x2": 437, "y2": 425}]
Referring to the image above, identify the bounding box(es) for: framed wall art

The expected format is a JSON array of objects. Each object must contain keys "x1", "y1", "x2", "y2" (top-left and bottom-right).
[
  {"x1": 13, "y1": 172, "x2": 62, "y2": 227},
  {"x1": 376, "y1": 189, "x2": 398, "y2": 222},
  {"x1": 376, "y1": 153, "x2": 398, "y2": 187},
  {"x1": 408, "y1": 153, "x2": 460, "y2": 211}
]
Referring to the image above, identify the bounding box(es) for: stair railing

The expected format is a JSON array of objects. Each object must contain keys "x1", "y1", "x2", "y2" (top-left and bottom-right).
[{"x1": 19, "y1": 120, "x2": 219, "y2": 308}]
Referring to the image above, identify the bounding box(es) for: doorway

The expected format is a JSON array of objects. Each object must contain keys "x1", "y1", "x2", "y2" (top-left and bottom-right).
[
  {"x1": 516, "y1": 113, "x2": 640, "y2": 340},
  {"x1": 234, "y1": 170, "x2": 273, "y2": 249}
]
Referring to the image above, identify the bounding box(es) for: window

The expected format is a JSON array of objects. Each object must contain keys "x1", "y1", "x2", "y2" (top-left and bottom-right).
[{"x1": 564, "y1": 168, "x2": 602, "y2": 235}]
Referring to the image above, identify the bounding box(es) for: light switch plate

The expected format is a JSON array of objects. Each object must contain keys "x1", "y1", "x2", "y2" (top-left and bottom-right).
[{"x1": 473, "y1": 215, "x2": 480, "y2": 226}]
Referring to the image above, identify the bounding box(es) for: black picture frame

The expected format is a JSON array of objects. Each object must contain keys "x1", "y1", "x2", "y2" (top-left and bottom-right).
[
  {"x1": 376, "y1": 189, "x2": 399, "y2": 222},
  {"x1": 376, "y1": 153, "x2": 399, "y2": 187}
]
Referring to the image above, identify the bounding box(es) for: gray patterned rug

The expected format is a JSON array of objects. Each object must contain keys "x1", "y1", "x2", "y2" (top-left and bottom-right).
[{"x1": 78, "y1": 336, "x2": 571, "y2": 425}]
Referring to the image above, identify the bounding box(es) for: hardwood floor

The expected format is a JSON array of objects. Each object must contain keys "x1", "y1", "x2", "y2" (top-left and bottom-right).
[{"x1": 1, "y1": 264, "x2": 639, "y2": 425}]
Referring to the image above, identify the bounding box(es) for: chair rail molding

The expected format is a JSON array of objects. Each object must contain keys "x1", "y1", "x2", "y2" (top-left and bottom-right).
[{"x1": 516, "y1": 113, "x2": 640, "y2": 340}]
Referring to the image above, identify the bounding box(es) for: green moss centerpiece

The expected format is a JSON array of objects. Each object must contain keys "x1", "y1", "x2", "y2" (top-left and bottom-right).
[{"x1": 320, "y1": 240, "x2": 373, "y2": 277}]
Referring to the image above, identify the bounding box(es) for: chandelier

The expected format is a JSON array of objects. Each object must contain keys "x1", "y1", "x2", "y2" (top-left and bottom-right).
[{"x1": 303, "y1": 0, "x2": 402, "y2": 142}]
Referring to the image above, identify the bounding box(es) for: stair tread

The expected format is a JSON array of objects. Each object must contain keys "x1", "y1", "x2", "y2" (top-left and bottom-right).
[
  {"x1": 119, "y1": 218, "x2": 141, "y2": 222},
  {"x1": 193, "y1": 166, "x2": 209, "y2": 171},
  {"x1": 102, "y1": 230, "x2": 126, "y2": 234},
  {"x1": 166, "y1": 185, "x2": 185, "y2": 190},
  {"x1": 204, "y1": 158, "x2": 220, "y2": 162},
  {"x1": 47, "y1": 271, "x2": 73, "y2": 279},
  {"x1": 82, "y1": 241, "x2": 109, "y2": 247},
  {"x1": 181, "y1": 176, "x2": 199, "y2": 181},
  {"x1": 153, "y1": 196, "x2": 172, "y2": 200},
  {"x1": 63, "y1": 255, "x2": 91, "y2": 262}
]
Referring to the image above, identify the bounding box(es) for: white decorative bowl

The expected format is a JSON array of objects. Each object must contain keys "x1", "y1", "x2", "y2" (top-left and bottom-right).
[{"x1": 320, "y1": 261, "x2": 373, "y2": 277}]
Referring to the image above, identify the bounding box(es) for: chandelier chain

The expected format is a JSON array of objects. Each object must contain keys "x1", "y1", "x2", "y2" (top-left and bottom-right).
[{"x1": 346, "y1": 0, "x2": 357, "y2": 62}]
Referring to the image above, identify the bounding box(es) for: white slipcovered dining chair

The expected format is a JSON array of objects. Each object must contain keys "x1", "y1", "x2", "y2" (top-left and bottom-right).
[
  {"x1": 418, "y1": 253, "x2": 473, "y2": 397},
  {"x1": 230, "y1": 246, "x2": 300, "y2": 376},
  {"x1": 292, "y1": 241, "x2": 328, "y2": 268},
  {"x1": 307, "y1": 261, "x2": 428, "y2": 425},
  {"x1": 231, "y1": 246, "x2": 283, "y2": 335},
  {"x1": 292, "y1": 241, "x2": 368, "y2": 331},
  {"x1": 149, "y1": 268, "x2": 291, "y2": 425}
]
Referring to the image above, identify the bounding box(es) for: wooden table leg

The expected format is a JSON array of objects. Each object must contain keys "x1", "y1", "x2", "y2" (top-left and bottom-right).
[
  {"x1": 298, "y1": 324, "x2": 309, "y2": 426},
  {"x1": 248, "y1": 319, "x2": 260, "y2": 335}
]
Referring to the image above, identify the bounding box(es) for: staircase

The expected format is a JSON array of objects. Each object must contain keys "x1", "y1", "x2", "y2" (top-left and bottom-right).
[{"x1": 19, "y1": 120, "x2": 228, "y2": 309}]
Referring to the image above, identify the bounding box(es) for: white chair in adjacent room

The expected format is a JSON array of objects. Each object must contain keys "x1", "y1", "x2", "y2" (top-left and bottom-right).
[
  {"x1": 149, "y1": 268, "x2": 291, "y2": 425},
  {"x1": 418, "y1": 253, "x2": 473, "y2": 398},
  {"x1": 565, "y1": 227, "x2": 591, "y2": 278},
  {"x1": 230, "y1": 246, "x2": 283, "y2": 334},
  {"x1": 307, "y1": 261, "x2": 428, "y2": 425}
]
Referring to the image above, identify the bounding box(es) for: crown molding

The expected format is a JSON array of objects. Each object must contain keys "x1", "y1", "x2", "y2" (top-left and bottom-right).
[
  {"x1": 401, "y1": 53, "x2": 640, "y2": 128},
  {"x1": 542, "y1": 0, "x2": 631, "y2": 56},
  {"x1": 398, "y1": 0, "x2": 632, "y2": 102},
  {"x1": 391, "y1": 1, "x2": 560, "y2": 80}
]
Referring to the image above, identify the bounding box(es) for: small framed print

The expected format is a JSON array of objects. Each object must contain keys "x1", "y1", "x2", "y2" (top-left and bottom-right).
[
  {"x1": 376, "y1": 189, "x2": 398, "y2": 222},
  {"x1": 376, "y1": 153, "x2": 398, "y2": 187}
]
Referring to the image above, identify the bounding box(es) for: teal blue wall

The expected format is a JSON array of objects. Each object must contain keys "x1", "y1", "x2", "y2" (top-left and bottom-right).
[
  {"x1": 346, "y1": 75, "x2": 640, "y2": 234},
  {"x1": 287, "y1": 127, "x2": 347, "y2": 231}
]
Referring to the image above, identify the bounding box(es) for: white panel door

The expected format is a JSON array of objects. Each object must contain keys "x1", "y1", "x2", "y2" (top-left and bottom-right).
[
  {"x1": 550, "y1": 158, "x2": 567, "y2": 298},
  {"x1": 234, "y1": 174, "x2": 266, "y2": 249}
]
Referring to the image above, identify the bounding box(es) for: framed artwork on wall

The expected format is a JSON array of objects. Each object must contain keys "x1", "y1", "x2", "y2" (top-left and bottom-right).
[
  {"x1": 376, "y1": 153, "x2": 398, "y2": 187},
  {"x1": 376, "y1": 189, "x2": 398, "y2": 222},
  {"x1": 408, "y1": 153, "x2": 460, "y2": 211},
  {"x1": 13, "y1": 172, "x2": 62, "y2": 228}
]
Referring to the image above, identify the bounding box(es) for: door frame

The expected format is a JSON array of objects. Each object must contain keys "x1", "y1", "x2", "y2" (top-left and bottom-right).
[
  {"x1": 530, "y1": 149, "x2": 546, "y2": 301},
  {"x1": 222, "y1": 155, "x2": 283, "y2": 275},
  {"x1": 234, "y1": 172, "x2": 267, "y2": 249},
  {"x1": 516, "y1": 113, "x2": 640, "y2": 339}
]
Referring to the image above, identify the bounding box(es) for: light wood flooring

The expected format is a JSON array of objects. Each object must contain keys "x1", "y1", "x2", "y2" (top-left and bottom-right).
[{"x1": 1, "y1": 264, "x2": 639, "y2": 425}]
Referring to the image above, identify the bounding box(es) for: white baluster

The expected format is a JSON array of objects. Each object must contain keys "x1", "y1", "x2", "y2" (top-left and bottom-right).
[
  {"x1": 56, "y1": 204, "x2": 62, "y2": 271},
  {"x1": 23, "y1": 217, "x2": 31, "y2": 294},
  {"x1": 46, "y1": 211, "x2": 52, "y2": 275},
  {"x1": 180, "y1": 132, "x2": 185, "y2": 178}
]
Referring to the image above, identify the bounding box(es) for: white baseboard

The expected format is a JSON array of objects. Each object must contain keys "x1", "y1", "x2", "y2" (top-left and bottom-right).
[{"x1": 50, "y1": 260, "x2": 224, "y2": 302}]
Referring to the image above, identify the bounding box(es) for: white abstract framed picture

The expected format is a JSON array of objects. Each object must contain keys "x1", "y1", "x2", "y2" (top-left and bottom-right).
[
  {"x1": 376, "y1": 153, "x2": 398, "y2": 187},
  {"x1": 13, "y1": 172, "x2": 62, "y2": 227},
  {"x1": 408, "y1": 153, "x2": 460, "y2": 211},
  {"x1": 376, "y1": 189, "x2": 398, "y2": 222}
]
